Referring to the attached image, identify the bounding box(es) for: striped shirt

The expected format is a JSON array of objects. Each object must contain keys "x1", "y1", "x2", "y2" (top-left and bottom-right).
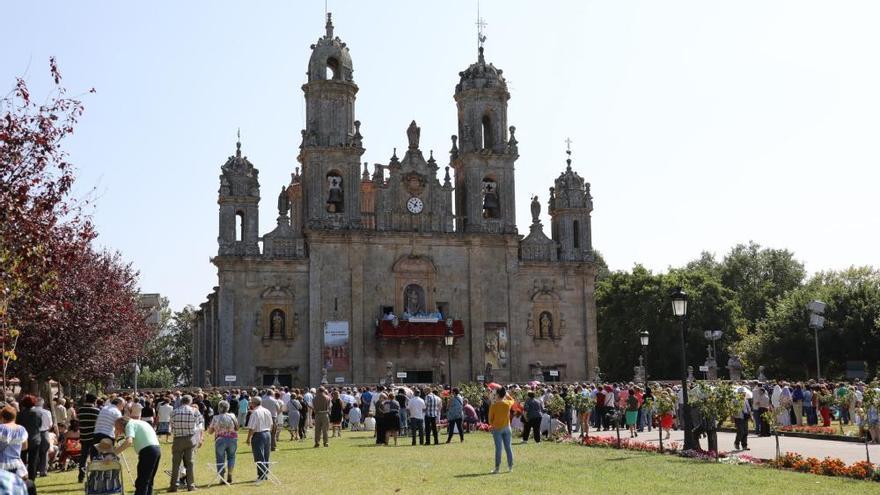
[
  {"x1": 77, "y1": 405, "x2": 100, "y2": 443},
  {"x1": 424, "y1": 394, "x2": 441, "y2": 418},
  {"x1": 94, "y1": 406, "x2": 122, "y2": 438}
]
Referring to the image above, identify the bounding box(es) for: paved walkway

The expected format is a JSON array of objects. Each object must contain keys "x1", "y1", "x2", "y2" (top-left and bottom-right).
[{"x1": 586, "y1": 427, "x2": 879, "y2": 465}]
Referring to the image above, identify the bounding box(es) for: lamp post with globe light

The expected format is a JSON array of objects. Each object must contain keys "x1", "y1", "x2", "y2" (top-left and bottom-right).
[{"x1": 671, "y1": 287, "x2": 696, "y2": 450}]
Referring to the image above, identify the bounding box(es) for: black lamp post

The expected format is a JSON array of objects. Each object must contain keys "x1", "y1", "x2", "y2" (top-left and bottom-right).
[
  {"x1": 445, "y1": 318, "x2": 454, "y2": 386},
  {"x1": 671, "y1": 287, "x2": 696, "y2": 450},
  {"x1": 639, "y1": 329, "x2": 650, "y2": 382}
]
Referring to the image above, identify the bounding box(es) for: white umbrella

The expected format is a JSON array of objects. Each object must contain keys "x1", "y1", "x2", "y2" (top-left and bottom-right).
[{"x1": 340, "y1": 393, "x2": 357, "y2": 405}]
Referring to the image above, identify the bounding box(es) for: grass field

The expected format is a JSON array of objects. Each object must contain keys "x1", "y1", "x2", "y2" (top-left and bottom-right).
[{"x1": 37, "y1": 430, "x2": 880, "y2": 495}]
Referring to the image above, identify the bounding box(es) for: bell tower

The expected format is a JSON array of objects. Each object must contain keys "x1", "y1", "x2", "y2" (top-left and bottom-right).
[
  {"x1": 218, "y1": 135, "x2": 260, "y2": 256},
  {"x1": 298, "y1": 13, "x2": 364, "y2": 230},
  {"x1": 451, "y1": 40, "x2": 519, "y2": 234},
  {"x1": 549, "y1": 146, "x2": 593, "y2": 261}
]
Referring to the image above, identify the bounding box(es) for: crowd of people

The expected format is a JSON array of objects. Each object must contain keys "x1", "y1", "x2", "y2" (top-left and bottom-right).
[{"x1": 0, "y1": 377, "x2": 875, "y2": 494}]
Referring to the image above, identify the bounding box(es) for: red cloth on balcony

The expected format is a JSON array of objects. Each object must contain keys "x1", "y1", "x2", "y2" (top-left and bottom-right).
[{"x1": 376, "y1": 320, "x2": 464, "y2": 339}]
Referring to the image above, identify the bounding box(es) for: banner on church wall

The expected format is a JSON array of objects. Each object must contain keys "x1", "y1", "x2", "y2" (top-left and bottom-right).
[
  {"x1": 323, "y1": 321, "x2": 350, "y2": 372},
  {"x1": 484, "y1": 322, "x2": 509, "y2": 370}
]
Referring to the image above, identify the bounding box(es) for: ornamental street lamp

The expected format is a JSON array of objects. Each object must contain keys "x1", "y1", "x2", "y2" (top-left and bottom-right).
[
  {"x1": 807, "y1": 300, "x2": 826, "y2": 380},
  {"x1": 671, "y1": 286, "x2": 696, "y2": 450},
  {"x1": 445, "y1": 318, "x2": 455, "y2": 386},
  {"x1": 639, "y1": 329, "x2": 650, "y2": 382}
]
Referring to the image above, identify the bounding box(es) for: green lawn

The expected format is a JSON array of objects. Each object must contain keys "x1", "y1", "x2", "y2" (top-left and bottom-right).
[{"x1": 37, "y1": 430, "x2": 879, "y2": 495}]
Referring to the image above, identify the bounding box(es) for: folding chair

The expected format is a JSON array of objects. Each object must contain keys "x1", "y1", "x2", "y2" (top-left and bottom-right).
[
  {"x1": 254, "y1": 461, "x2": 281, "y2": 485},
  {"x1": 206, "y1": 463, "x2": 231, "y2": 486}
]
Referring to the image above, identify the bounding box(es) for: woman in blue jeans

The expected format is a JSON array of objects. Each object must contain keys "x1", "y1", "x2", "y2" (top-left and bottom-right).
[
  {"x1": 208, "y1": 400, "x2": 239, "y2": 484},
  {"x1": 488, "y1": 387, "x2": 514, "y2": 474}
]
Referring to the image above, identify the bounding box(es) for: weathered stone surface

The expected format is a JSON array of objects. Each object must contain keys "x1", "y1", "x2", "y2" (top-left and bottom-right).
[{"x1": 193, "y1": 14, "x2": 599, "y2": 387}]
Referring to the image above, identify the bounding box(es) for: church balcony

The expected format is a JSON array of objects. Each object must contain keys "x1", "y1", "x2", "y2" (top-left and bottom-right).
[{"x1": 376, "y1": 319, "x2": 464, "y2": 339}]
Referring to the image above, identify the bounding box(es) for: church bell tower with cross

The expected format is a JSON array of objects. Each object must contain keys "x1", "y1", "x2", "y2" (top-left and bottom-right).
[
  {"x1": 451, "y1": 15, "x2": 519, "y2": 234},
  {"x1": 298, "y1": 13, "x2": 364, "y2": 230},
  {"x1": 549, "y1": 142, "x2": 594, "y2": 261}
]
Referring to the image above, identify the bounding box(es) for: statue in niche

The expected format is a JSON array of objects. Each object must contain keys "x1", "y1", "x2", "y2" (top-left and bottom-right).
[
  {"x1": 277, "y1": 186, "x2": 290, "y2": 217},
  {"x1": 270, "y1": 309, "x2": 285, "y2": 338},
  {"x1": 406, "y1": 120, "x2": 420, "y2": 149},
  {"x1": 403, "y1": 284, "x2": 425, "y2": 315},
  {"x1": 327, "y1": 174, "x2": 343, "y2": 212},
  {"x1": 525, "y1": 312, "x2": 534, "y2": 337},
  {"x1": 530, "y1": 195, "x2": 540, "y2": 224},
  {"x1": 548, "y1": 187, "x2": 556, "y2": 210},
  {"x1": 482, "y1": 180, "x2": 499, "y2": 218},
  {"x1": 539, "y1": 311, "x2": 553, "y2": 339}
]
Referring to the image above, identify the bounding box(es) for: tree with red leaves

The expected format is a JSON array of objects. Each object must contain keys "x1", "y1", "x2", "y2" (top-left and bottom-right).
[{"x1": 1, "y1": 59, "x2": 153, "y2": 392}]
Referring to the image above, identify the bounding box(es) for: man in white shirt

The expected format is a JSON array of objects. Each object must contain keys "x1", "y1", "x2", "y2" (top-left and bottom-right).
[
  {"x1": 94, "y1": 398, "x2": 124, "y2": 443},
  {"x1": 35, "y1": 398, "x2": 54, "y2": 476},
  {"x1": 246, "y1": 397, "x2": 273, "y2": 482},
  {"x1": 303, "y1": 389, "x2": 315, "y2": 428},
  {"x1": 406, "y1": 391, "x2": 426, "y2": 445}
]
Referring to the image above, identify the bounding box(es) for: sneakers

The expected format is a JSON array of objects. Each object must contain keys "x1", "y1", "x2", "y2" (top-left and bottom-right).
[{"x1": 490, "y1": 468, "x2": 499, "y2": 475}]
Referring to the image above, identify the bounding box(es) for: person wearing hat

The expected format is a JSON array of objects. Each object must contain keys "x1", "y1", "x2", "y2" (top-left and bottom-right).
[{"x1": 113, "y1": 416, "x2": 161, "y2": 495}]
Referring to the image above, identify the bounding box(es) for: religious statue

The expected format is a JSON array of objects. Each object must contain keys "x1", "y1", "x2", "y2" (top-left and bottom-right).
[
  {"x1": 385, "y1": 361, "x2": 394, "y2": 384},
  {"x1": 530, "y1": 195, "x2": 540, "y2": 224},
  {"x1": 757, "y1": 365, "x2": 767, "y2": 381},
  {"x1": 539, "y1": 312, "x2": 553, "y2": 339},
  {"x1": 204, "y1": 369, "x2": 212, "y2": 388},
  {"x1": 321, "y1": 367, "x2": 329, "y2": 385},
  {"x1": 327, "y1": 175, "x2": 343, "y2": 212},
  {"x1": 727, "y1": 354, "x2": 744, "y2": 381},
  {"x1": 406, "y1": 120, "x2": 421, "y2": 150},
  {"x1": 403, "y1": 284, "x2": 425, "y2": 315},
  {"x1": 548, "y1": 187, "x2": 556, "y2": 210},
  {"x1": 593, "y1": 366, "x2": 602, "y2": 382},
  {"x1": 270, "y1": 309, "x2": 285, "y2": 338},
  {"x1": 482, "y1": 180, "x2": 499, "y2": 218},
  {"x1": 687, "y1": 365, "x2": 694, "y2": 382},
  {"x1": 277, "y1": 186, "x2": 290, "y2": 217}
]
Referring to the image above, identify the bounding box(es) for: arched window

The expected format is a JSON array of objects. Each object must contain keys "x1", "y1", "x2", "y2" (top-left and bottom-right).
[
  {"x1": 573, "y1": 220, "x2": 580, "y2": 249},
  {"x1": 326, "y1": 171, "x2": 344, "y2": 213},
  {"x1": 481, "y1": 114, "x2": 493, "y2": 150},
  {"x1": 482, "y1": 178, "x2": 500, "y2": 219},
  {"x1": 235, "y1": 211, "x2": 245, "y2": 241},
  {"x1": 326, "y1": 57, "x2": 339, "y2": 80}
]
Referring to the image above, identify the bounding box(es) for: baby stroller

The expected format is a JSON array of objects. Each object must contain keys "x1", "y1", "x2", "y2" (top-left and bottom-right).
[{"x1": 84, "y1": 441, "x2": 125, "y2": 495}]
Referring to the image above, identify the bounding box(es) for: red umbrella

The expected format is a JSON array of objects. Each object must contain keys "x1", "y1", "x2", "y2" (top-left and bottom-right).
[{"x1": 487, "y1": 382, "x2": 502, "y2": 389}]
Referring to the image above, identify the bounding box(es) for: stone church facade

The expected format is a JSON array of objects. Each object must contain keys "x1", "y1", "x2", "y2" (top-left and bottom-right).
[{"x1": 192, "y1": 14, "x2": 599, "y2": 388}]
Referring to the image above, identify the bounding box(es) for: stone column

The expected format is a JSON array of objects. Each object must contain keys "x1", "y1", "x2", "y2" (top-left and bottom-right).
[
  {"x1": 584, "y1": 271, "x2": 599, "y2": 381},
  {"x1": 350, "y1": 241, "x2": 364, "y2": 383},
  {"x1": 309, "y1": 256, "x2": 322, "y2": 386}
]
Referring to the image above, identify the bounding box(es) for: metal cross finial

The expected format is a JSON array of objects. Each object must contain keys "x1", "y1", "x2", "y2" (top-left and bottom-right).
[
  {"x1": 476, "y1": 0, "x2": 487, "y2": 51},
  {"x1": 565, "y1": 137, "x2": 573, "y2": 156}
]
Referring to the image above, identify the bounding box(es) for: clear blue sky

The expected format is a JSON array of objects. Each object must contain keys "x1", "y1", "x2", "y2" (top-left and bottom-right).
[{"x1": 5, "y1": 1, "x2": 879, "y2": 311}]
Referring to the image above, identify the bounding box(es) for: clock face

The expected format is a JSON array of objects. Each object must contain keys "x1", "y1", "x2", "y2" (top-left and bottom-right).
[{"x1": 407, "y1": 196, "x2": 424, "y2": 214}]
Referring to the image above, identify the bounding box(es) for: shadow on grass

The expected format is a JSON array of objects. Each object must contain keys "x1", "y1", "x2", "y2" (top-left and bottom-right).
[{"x1": 454, "y1": 472, "x2": 501, "y2": 478}]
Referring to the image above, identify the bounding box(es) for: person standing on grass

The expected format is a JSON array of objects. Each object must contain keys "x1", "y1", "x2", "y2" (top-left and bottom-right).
[
  {"x1": 208, "y1": 400, "x2": 238, "y2": 484},
  {"x1": 445, "y1": 388, "x2": 465, "y2": 443},
  {"x1": 246, "y1": 396, "x2": 272, "y2": 482},
  {"x1": 75, "y1": 393, "x2": 100, "y2": 483},
  {"x1": 423, "y1": 389, "x2": 441, "y2": 446},
  {"x1": 489, "y1": 386, "x2": 514, "y2": 474},
  {"x1": 521, "y1": 392, "x2": 542, "y2": 444},
  {"x1": 312, "y1": 387, "x2": 331, "y2": 448},
  {"x1": 407, "y1": 390, "x2": 425, "y2": 445},
  {"x1": 112, "y1": 416, "x2": 161, "y2": 495},
  {"x1": 168, "y1": 395, "x2": 202, "y2": 492}
]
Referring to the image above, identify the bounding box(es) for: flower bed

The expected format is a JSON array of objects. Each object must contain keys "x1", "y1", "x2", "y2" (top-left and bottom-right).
[
  {"x1": 770, "y1": 452, "x2": 879, "y2": 481},
  {"x1": 778, "y1": 425, "x2": 837, "y2": 435},
  {"x1": 579, "y1": 434, "x2": 680, "y2": 454}
]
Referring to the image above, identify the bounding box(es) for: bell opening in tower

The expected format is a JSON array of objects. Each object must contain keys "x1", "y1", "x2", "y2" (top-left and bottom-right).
[
  {"x1": 235, "y1": 211, "x2": 244, "y2": 241},
  {"x1": 326, "y1": 57, "x2": 339, "y2": 80},
  {"x1": 481, "y1": 114, "x2": 493, "y2": 150}
]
